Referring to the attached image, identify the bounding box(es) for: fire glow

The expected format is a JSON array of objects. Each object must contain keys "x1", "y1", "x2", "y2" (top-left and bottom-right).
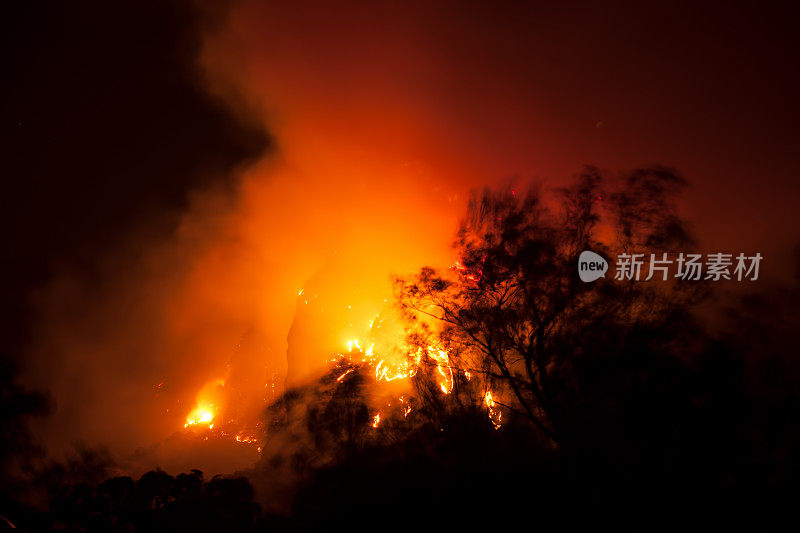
[
  {"x1": 331, "y1": 310, "x2": 500, "y2": 430},
  {"x1": 180, "y1": 282, "x2": 503, "y2": 443},
  {"x1": 184, "y1": 378, "x2": 225, "y2": 429},
  {"x1": 334, "y1": 310, "x2": 454, "y2": 391}
]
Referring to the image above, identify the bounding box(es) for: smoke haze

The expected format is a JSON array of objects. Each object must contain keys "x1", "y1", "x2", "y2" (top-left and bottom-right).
[{"x1": 5, "y1": 0, "x2": 800, "y2": 469}]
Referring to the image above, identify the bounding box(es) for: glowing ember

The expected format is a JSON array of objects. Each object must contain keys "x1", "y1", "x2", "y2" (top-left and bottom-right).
[
  {"x1": 235, "y1": 432, "x2": 258, "y2": 444},
  {"x1": 399, "y1": 395, "x2": 412, "y2": 417},
  {"x1": 179, "y1": 300, "x2": 503, "y2": 439},
  {"x1": 336, "y1": 312, "x2": 455, "y2": 395},
  {"x1": 484, "y1": 391, "x2": 502, "y2": 429},
  {"x1": 330, "y1": 308, "x2": 502, "y2": 429}
]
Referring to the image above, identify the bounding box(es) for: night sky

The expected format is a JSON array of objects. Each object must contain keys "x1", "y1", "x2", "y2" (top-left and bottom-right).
[{"x1": 3, "y1": 0, "x2": 800, "y2": 458}]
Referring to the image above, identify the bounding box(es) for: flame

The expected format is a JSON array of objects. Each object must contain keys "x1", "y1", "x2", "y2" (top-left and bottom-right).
[
  {"x1": 337, "y1": 311, "x2": 456, "y2": 395},
  {"x1": 184, "y1": 408, "x2": 214, "y2": 428},
  {"x1": 484, "y1": 391, "x2": 502, "y2": 429},
  {"x1": 179, "y1": 302, "x2": 501, "y2": 438},
  {"x1": 400, "y1": 395, "x2": 412, "y2": 417},
  {"x1": 336, "y1": 368, "x2": 355, "y2": 382},
  {"x1": 184, "y1": 378, "x2": 225, "y2": 429},
  {"x1": 331, "y1": 309, "x2": 505, "y2": 430},
  {"x1": 235, "y1": 432, "x2": 258, "y2": 444}
]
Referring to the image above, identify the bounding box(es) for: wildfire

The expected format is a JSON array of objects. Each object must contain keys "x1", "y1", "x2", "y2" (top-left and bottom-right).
[
  {"x1": 334, "y1": 309, "x2": 500, "y2": 430},
  {"x1": 179, "y1": 301, "x2": 502, "y2": 440},
  {"x1": 336, "y1": 309, "x2": 456, "y2": 393},
  {"x1": 484, "y1": 391, "x2": 502, "y2": 429},
  {"x1": 184, "y1": 378, "x2": 225, "y2": 429},
  {"x1": 400, "y1": 395, "x2": 412, "y2": 417},
  {"x1": 451, "y1": 259, "x2": 483, "y2": 283},
  {"x1": 184, "y1": 407, "x2": 214, "y2": 428},
  {"x1": 235, "y1": 432, "x2": 258, "y2": 444},
  {"x1": 340, "y1": 334, "x2": 452, "y2": 393}
]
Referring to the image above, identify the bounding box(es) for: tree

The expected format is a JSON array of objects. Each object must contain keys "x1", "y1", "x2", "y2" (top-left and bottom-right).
[{"x1": 396, "y1": 167, "x2": 705, "y2": 447}]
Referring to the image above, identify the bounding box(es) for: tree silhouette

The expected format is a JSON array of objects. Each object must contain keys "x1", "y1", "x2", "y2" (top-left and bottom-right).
[
  {"x1": 4, "y1": 168, "x2": 798, "y2": 530},
  {"x1": 396, "y1": 167, "x2": 706, "y2": 447}
]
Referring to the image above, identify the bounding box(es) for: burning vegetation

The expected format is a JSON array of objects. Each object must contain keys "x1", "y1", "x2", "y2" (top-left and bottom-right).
[
  {"x1": 83, "y1": 168, "x2": 780, "y2": 530},
  {"x1": 3, "y1": 170, "x2": 799, "y2": 531},
  {"x1": 6, "y1": 1, "x2": 800, "y2": 530}
]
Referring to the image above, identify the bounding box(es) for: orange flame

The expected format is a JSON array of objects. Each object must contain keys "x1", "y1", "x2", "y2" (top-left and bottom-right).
[{"x1": 184, "y1": 378, "x2": 225, "y2": 429}]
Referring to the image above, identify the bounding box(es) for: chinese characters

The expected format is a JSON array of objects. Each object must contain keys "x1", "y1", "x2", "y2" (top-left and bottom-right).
[{"x1": 614, "y1": 253, "x2": 762, "y2": 281}]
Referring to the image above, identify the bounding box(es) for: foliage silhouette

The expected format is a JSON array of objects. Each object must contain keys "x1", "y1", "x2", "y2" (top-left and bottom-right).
[{"x1": 2, "y1": 168, "x2": 798, "y2": 530}]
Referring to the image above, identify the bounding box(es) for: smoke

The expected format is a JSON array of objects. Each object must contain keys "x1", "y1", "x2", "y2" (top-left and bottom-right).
[
  {"x1": 21, "y1": 1, "x2": 472, "y2": 466},
  {"x1": 17, "y1": 0, "x2": 800, "y2": 472}
]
